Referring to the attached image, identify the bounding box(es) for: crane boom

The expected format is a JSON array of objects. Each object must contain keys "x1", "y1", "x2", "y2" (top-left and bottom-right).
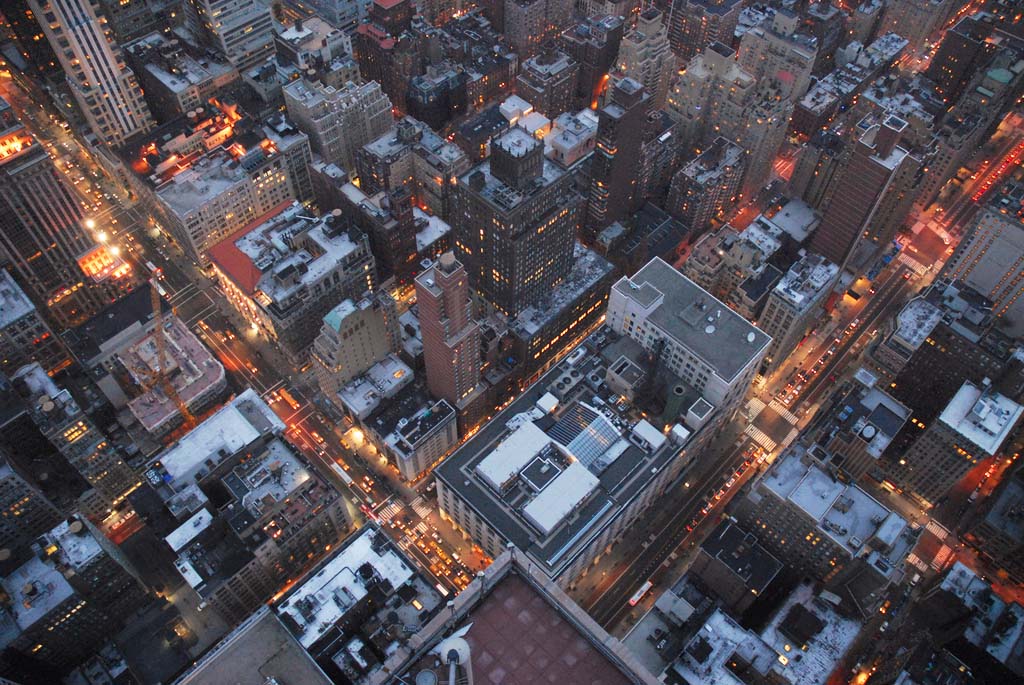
[{"x1": 149, "y1": 276, "x2": 196, "y2": 429}]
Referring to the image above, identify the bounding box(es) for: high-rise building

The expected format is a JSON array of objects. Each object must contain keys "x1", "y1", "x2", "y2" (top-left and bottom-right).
[
  {"x1": 303, "y1": 0, "x2": 372, "y2": 33},
  {"x1": 891, "y1": 381, "x2": 1023, "y2": 508},
  {"x1": 560, "y1": 14, "x2": 625, "y2": 111},
  {"x1": 284, "y1": 79, "x2": 394, "y2": 175},
  {"x1": 0, "y1": 271, "x2": 70, "y2": 376},
  {"x1": 615, "y1": 8, "x2": 677, "y2": 110},
  {"x1": 0, "y1": 453, "x2": 61, "y2": 557},
  {"x1": 659, "y1": 0, "x2": 742, "y2": 61},
  {"x1": 0, "y1": 516, "x2": 149, "y2": 672},
  {"x1": 415, "y1": 253, "x2": 483, "y2": 409},
  {"x1": 182, "y1": 0, "x2": 275, "y2": 71},
  {"x1": 0, "y1": 0, "x2": 60, "y2": 76},
  {"x1": 312, "y1": 293, "x2": 400, "y2": 399},
  {"x1": 667, "y1": 42, "x2": 791, "y2": 200},
  {"x1": 29, "y1": 0, "x2": 153, "y2": 147},
  {"x1": 0, "y1": 100, "x2": 129, "y2": 327},
  {"x1": 504, "y1": 0, "x2": 573, "y2": 57},
  {"x1": 758, "y1": 254, "x2": 839, "y2": 372},
  {"x1": 119, "y1": 104, "x2": 313, "y2": 263},
  {"x1": 666, "y1": 136, "x2": 744, "y2": 237},
  {"x1": 95, "y1": 0, "x2": 158, "y2": 44},
  {"x1": 943, "y1": 205, "x2": 1024, "y2": 337},
  {"x1": 12, "y1": 364, "x2": 138, "y2": 516},
  {"x1": 926, "y1": 14, "x2": 999, "y2": 105},
  {"x1": 789, "y1": 130, "x2": 846, "y2": 210},
  {"x1": 809, "y1": 115, "x2": 920, "y2": 268},
  {"x1": 352, "y1": 0, "x2": 435, "y2": 112},
  {"x1": 515, "y1": 44, "x2": 579, "y2": 118},
  {"x1": 586, "y1": 78, "x2": 649, "y2": 238},
  {"x1": 453, "y1": 128, "x2": 582, "y2": 317},
  {"x1": 355, "y1": 117, "x2": 471, "y2": 220},
  {"x1": 145, "y1": 390, "x2": 351, "y2": 624},
  {"x1": 606, "y1": 257, "x2": 771, "y2": 417},
  {"x1": 969, "y1": 466, "x2": 1024, "y2": 584},
  {"x1": 737, "y1": 9, "x2": 817, "y2": 103},
  {"x1": 209, "y1": 204, "x2": 377, "y2": 364},
  {"x1": 879, "y1": 0, "x2": 957, "y2": 54},
  {"x1": 123, "y1": 32, "x2": 240, "y2": 122},
  {"x1": 734, "y1": 448, "x2": 913, "y2": 600},
  {"x1": 804, "y1": 373, "x2": 911, "y2": 482}
]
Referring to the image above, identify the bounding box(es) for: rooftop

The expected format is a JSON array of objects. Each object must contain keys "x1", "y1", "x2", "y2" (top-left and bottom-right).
[
  {"x1": 773, "y1": 253, "x2": 839, "y2": 313},
  {"x1": 211, "y1": 202, "x2": 368, "y2": 305},
  {"x1": 762, "y1": 199, "x2": 819, "y2": 242},
  {"x1": 39, "y1": 518, "x2": 103, "y2": 571},
  {"x1": 378, "y1": 548, "x2": 657, "y2": 685},
  {"x1": 759, "y1": 583, "x2": 862, "y2": 685},
  {"x1": 277, "y1": 524, "x2": 437, "y2": 648},
  {"x1": 0, "y1": 270, "x2": 35, "y2": 328},
  {"x1": 938, "y1": 381, "x2": 1024, "y2": 456},
  {"x1": 124, "y1": 316, "x2": 225, "y2": 433},
  {"x1": 172, "y1": 607, "x2": 332, "y2": 685},
  {"x1": 338, "y1": 354, "x2": 413, "y2": 419},
  {"x1": 670, "y1": 609, "x2": 780, "y2": 685},
  {"x1": 125, "y1": 32, "x2": 236, "y2": 96},
  {"x1": 1, "y1": 555, "x2": 74, "y2": 631},
  {"x1": 611, "y1": 258, "x2": 771, "y2": 382},
  {"x1": 509, "y1": 244, "x2": 614, "y2": 337},
  {"x1": 700, "y1": 520, "x2": 782, "y2": 595},
  {"x1": 145, "y1": 389, "x2": 284, "y2": 492},
  {"x1": 892, "y1": 298, "x2": 943, "y2": 351},
  {"x1": 761, "y1": 449, "x2": 913, "y2": 570},
  {"x1": 435, "y1": 327, "x2": 699, "y2": 578}
]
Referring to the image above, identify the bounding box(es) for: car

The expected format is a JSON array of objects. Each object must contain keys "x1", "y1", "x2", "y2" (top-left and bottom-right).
[{"x1": 725, "y1": 477, "x2": 737, "y2": 488}]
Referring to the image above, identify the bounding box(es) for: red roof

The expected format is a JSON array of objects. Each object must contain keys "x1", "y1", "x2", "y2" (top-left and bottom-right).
[
  {"x1": 208, "y1": 201, "x2": 295, "y2": 295},
  {"x1": 375, "y1": 0, "x2": 406, "y2": 8}
]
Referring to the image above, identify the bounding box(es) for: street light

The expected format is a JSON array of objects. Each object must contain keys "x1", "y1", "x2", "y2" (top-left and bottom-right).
[
  {"x1": 84, "y1": 218, "x2": 95, "y2": 229},
  {"x1": 96, "y1": 230, "x2": 108, "y2": 242}
]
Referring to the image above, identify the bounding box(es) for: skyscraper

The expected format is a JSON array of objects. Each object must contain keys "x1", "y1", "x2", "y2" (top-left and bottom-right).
[
  {"x1": 615, "y1": 8, "x2": 676, "y2": 110},
  {"x1": 29, "y1": 0, "x2": 153, "y2": 146},
  {"x1": 415, "y1": 253, "x2": 482, "y2": 409},
  {"x1": 0, "y1": 516, "x2": 149, "y2": 672},
  {"x1": 810, "y1": 115, "x2": 920, "y2": 267},
  {"x1": 12, "y1": 364, "x2": 138, "y2": 517},
  {"x1": 659, "y1": 0, "x2": 742, "y2": 61},
  {"x1": 586, "y1": 77, "x2": 649, "y2": 238},
  {"x1": 666, "y1": 136, "x2": 744, "y2": 236},
  {"x1": 0, "y1": 452, "x2": 61, "y2": 556},
  {"x1": 183, "y1": 0, "x2": 275, "y2": 71},
  {"x1": 943, "y1": 204, "x2": 1024, "y2": 338},
  {"x1": 453, "y1": 127, "x2": 582, "y2": 317},
  {"x1": 737, "y1": 9, "x2": 817, "y2": 103},
  {"x1": 561, "y1": 14, "x2": 625, "y2": 111},
  {"x1": 515, "y1": 43, "x2": 579, "y2": 118},
  {"x1": 0, "y1": 100, "x2": 127, "y2": 327},
  {"x1": 284, "y1": 78, "x2": 394, "y2": 173},
  {"x1": 890, "y1": 381, "x2": 1023, "y2": 508}
]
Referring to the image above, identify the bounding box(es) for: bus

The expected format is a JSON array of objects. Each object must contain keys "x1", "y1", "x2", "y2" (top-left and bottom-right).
[
  {"x1": 278, "y1": 388, "x2": 301, "y2": 410},
  {"x1": 628, "y1": 580, "x2": 654, "y2": 606},
  {"x1": 330, "y1": 463, "x2": 354, "y2": 486}
]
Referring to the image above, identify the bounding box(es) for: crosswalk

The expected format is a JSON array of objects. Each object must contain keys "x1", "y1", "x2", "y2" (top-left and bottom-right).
[
  {"x1": 898, "y1": 252, "x2": 929, "y2": 276},
  {"x1": 768, "y1": 399, "x2": 799, "y2": 425},
  {"x1": 411, "y1": 497, "x2": 432, "y2": 519},
  {"x1": 375, "y1": 499, "x2": 404, "y2": 522},
  {"x1": 744, "y1": 424, "x2": 777, "y2": 452}
]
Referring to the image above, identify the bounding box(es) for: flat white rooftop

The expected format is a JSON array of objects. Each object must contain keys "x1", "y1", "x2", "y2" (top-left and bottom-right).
[
  {"x1": 276, "y1": 526, "x2": 415, "y2": 648},
  {"x1": 522, "y1": 461, "x2": 599, "y2": 535},
  {"x1": 156, "y1": 389, "x2": 284, "y2": 487},
  {"x1": 939, "y1": 382, "x2": 1024, "y2": 456},
  {"x1": 475, "y1": 421, "x2": 554, "y2": 491}
]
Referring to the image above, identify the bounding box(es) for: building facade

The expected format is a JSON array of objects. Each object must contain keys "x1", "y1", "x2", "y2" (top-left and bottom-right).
[{"x1": 30, "y1": 0, "x2": 154, "y2": 146}]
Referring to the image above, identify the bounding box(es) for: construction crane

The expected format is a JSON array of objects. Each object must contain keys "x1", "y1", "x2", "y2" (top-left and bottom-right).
[
  {"x1": 148, "y1": 273, "x2": 196, "y2": 430},
  {"x1": 122, "y1": 266, "x2": 196, "y2": 430}
]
